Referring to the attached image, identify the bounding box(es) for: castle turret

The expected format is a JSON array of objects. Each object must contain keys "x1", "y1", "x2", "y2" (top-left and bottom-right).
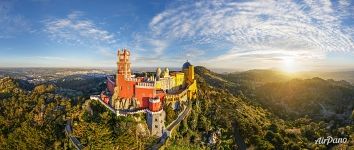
[
  {"x1": 149, "y1": 97, "x2": 162, "y2": 112},
  {"x1": 156, "y1": 67, "x2": 161, "y2": 81},
  {"x1": 182, "y1": 61, "x2": 197, "y2": 100},
  {"x1": 112, "y1": 48, "x2": 135, "y2": 101},
  {"x1": 147, "y1": 97, "x2": 165, "y2": 137},
  {"x1": 117, "y1": 48, "x2": 131, "y2": 78},
  {"x1": 182, "y1": 61, "x2": 194, "y2": 85}
]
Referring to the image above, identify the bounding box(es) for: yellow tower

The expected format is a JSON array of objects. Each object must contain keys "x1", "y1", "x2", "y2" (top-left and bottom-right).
[
  {"x1": 182, "y1": 61, "x2": 197, "y2": 100},
  {"x1": 187, "y1": 65, "x2": 194, "y2": 84}
]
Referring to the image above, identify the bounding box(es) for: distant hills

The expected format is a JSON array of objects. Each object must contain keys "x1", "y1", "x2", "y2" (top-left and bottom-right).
[
  {"x1": 300, "y1": 71, "x2": 354, "y2": 84},
  {"x1": 195, "y1": 66, "x2": 354, "y2": 121},
  {"x1": 223, "y1": 69, "x2": 293, "y2": 83},
  {"x1": 218, "y1": 68, "x2": 354, "y2": 84}
]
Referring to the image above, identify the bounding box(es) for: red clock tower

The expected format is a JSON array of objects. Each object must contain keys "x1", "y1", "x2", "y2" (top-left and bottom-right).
[
  {"x1": 114, "y1": 48, "x2": 135, "y2": 99},
  {"x1": 117, "y1": 48, "x2": 131, "y2": 78}
]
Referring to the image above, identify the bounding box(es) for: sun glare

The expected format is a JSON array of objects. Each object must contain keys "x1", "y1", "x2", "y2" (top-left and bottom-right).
[{"x1": 282, "y1": 57, "x2": 297, "y2": 73}]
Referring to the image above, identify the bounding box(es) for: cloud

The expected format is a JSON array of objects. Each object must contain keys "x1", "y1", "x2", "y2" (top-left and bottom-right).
[
  {"x1": 43, "y1": 11, "x2": 116, "y2": 46},
  {"x1": 22, "y1": 56, "x2": 67, "y2": 61},
  {"x1": 0, "y1": 1, "x2": 31, "y2": 37},
  {"x1": 36, "y1": 56, "x2": 66, "y2": 60},
  {"x1": 96, "y1": 47, "x2": 115, "y2": 56},
  {"x1": 130, "y1": 33, "x2": 169, "y2": 58},
  {"x1": 148, "y1": 39, "x2": 168, "y2": 56},
  {"x1": 149, "y1": 0, "x2": 354, "y2": 68},
  {"x1": 184, "y1": 49, "x2": 205, "y2": 58}
]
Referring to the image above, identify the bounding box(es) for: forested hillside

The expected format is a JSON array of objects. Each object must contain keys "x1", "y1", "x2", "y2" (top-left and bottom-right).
[
  {"x1": 192, "y1": 66, "x2": 354, "y2": 149},
  {"x1": 0, "y1": 77, "x2": 71, "y2": 149},
  {"x1": 1, "y1": 66, "x2": 353, "y2": 149},
  {"x1": 0, "y1": 76, "x2": 105, "y2": 149},
  {"x1": 256, "y1": 77, "x2": 354, "y2": 120}
]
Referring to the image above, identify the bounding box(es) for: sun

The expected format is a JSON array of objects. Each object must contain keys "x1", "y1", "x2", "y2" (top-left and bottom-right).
[{"x1": 281, "y1": 57, "x2": 297, "y2": 73}]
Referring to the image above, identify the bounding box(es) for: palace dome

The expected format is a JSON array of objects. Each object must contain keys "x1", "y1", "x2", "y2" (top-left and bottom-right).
[
  {"x1": 182, "y1": 61, "x2": 191, "y2": 70},
  {"x1": 164, "y1": 67, "x2": 169, "y2": 73}
]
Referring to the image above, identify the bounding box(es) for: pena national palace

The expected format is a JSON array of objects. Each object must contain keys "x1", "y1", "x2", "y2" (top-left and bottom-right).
[{"x1": 90, "y1": 48, "x2": 197, "y2": 137}]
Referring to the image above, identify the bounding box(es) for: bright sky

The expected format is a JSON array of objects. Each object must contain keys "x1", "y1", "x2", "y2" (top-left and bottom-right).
[{"x1": 0, "y1": 0, "x2": 353, "y2": 71}]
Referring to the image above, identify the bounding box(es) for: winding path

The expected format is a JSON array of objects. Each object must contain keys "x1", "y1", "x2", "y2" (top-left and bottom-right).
[
  {"x1": 166, "y1": 105, "x2": 191, "y2": 131},
  {"x1": 151, "y1": 104, "x2": 192, "y2": 150},
  {"x1": 65, "y1": 120, "x2": 84, "y2": 150}
]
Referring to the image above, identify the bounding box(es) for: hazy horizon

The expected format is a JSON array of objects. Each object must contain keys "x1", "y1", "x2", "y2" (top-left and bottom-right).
[{"x1": 1, "y1": 66, "x2": 354, "y2": 73}]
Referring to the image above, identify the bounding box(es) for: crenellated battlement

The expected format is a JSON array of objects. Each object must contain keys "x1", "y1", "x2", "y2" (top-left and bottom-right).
[
  {"x1": 136, "y1": 82, "x2": 155, "y2": 88},
  {"x1": 125, "y1": 77, "x2": 138, "y2": 82}
]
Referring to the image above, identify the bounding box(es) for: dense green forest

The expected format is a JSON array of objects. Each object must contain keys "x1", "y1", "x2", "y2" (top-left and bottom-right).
[
  {"x1": 0, "y1": 66, "x2": 353, "y2": 149},
  {"x1": 194, "y1": 66, "x2": 354, "y2": 149},
  {"x1": 0, "y1": 77, "x2": 71, "y2": 149}
]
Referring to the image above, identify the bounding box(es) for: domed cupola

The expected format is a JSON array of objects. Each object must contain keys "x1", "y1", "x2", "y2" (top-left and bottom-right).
[
  {"x1": 161, "y1": 67, "x2": 170, "y2": 78},
  {"x1": 156, "y1": 67, "x2": 162, "y2": 76},
  {"x1": 156, "y1": 67, "x2": 162, "y2": 80},
  {"x1": 182, "y1": 61, "x2": 191, "y2": 70}
]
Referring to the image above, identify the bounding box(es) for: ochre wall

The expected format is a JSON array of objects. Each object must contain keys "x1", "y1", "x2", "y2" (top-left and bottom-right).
[
  {"x1": 155, "y1": 80, "x2": 161, "y2": 89},
  {"x1": 188, "y1": 65, "x2": 195, "y2": 82},
  {"x1": 187, "y1": 80, "x2": 197, "y2": 100},
  {"x1": 174, "y1": 72, "x2": 185, "y2": 87},
  {"x1": 186, "y1": 65, "x2": 197, "y2": 100}
]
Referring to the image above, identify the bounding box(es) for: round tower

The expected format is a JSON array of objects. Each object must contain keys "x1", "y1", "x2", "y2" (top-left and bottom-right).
[
  {"x1": 147, "y1": 97, "x2": 165, "y2": 137},
  {"x1": 148, "y1": 97, "x2": 161, "y2": 112}
]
